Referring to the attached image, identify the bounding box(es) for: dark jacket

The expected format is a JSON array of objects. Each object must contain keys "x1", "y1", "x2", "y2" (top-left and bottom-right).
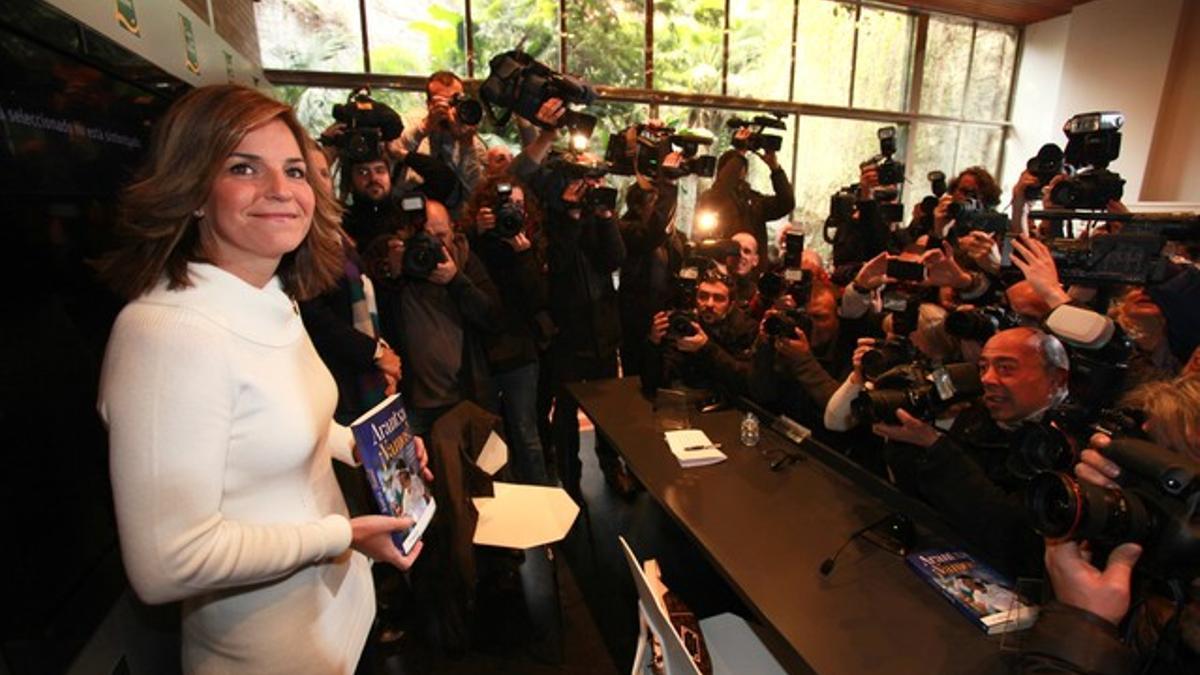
[
  {"x1": 697, "y1": 167, "x2": 794, "y2": 267},
  {"x1": 343, "y1": 197, "x2": 401, "y2": 256},
  {"x1": 376, "y1": 233, "x2": 501, "y2": 411},
  {"x1": 887, "y1": 401, "x2": 1045, "y2": 578},
  {"x1": 641, "y1": 307, "x2": 757, "y2": 400},
  {"x1": 618, "y1": 183, "x2": 686, "y2": 375},
  {"x1": 543, "y1": 207, "x2": 626, "y2": 361},
  {"x1": 468, "y1": 232, "x2": 550, "y2": 373}
]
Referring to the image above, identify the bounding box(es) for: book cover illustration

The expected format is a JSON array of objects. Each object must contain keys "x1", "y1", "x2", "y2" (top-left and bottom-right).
[
  {"x1": 350, "y1": 394, "x2": 436, "y2": 555},
  {"x1": 906, "y1": 548, "x2": 1038, "y2": 634}
]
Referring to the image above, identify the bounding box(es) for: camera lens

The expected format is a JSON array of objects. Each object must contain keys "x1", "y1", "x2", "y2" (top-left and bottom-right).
[
  {"x1": 1026, "y1": 472, "x2": 1083, "y2": 539},
  {"x1": 1026, "y1": 472, "x2": 1154, "y2": 543}
]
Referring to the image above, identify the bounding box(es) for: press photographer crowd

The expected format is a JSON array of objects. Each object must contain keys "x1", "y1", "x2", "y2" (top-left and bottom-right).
[{"x1": 96, "y1": 45, "x2": 1200, "y2": 675}]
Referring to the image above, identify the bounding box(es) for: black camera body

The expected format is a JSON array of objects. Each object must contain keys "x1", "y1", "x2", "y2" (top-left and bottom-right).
[
  {"x1": 1049, "y1": 168, "x2": 1125, "y2": 210},
  {"x1": 328, "y1": 89, "x2": 404, "y2": 164},
  {"x1": 763, "y1": 309, "x2": 813, "y2": 339},
  {"x1": 946, "y1": 198, "x2": 1010, "y2": 244},
  {"x1": 873, "y1": 126, "x2": 906, "y2": 186},
  {"x1": 852, "y1": 362, "x2": 982, "y2": 425},
  {"x1": 605, "y1": 125, "x2": 716, "y2": 179},
  {"x1": 756, "y1": 268, "x2": 813, "y2": 308},
  {"x1": 1024, "y1": 143, "x2": 1065, "y2": 200},
  {"x1": 666, "y1": 309, "x2": 700, "y2": 340},
  {"x1": 402, "y1": 230, "x2": 447, "y2": 279},
  {"x1": 449, "y1": 92, "x2": 483, "y2": 127},
  {"x1": 1050, "y1": 111, "x2": 1125, "y2": 210},
  {"x1": 1027, "y1": 437, "x2": 1200, "y2": 581},
  {"x1": 727, "y1": 114, "x2": 787, "y2": 153},
  {"x1": 945, "y1": 306, "x2": 1021, "y2": 343},
  {"x1": 480, "y1": 49, "x2": 597, "y2": 133},
  {"x1": 491, "y1": 183, "x2": 524, "y2": 238},
  {"x1": 860, "y1": 337, "x2": 918, "y2": 381}
]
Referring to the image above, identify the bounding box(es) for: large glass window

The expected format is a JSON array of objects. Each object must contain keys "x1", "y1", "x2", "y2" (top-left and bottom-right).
[
  {"x1": 851, "y1": 7, "x2": 913, "y2": 112},
  {"x1": 256, "y1": 0, "x2": 364, "y2": 72},
  {"x1": 962, "y1": 23, "x2": 1017, "y2": 121},
  {"x1": 471, "y1": 0, "x2": 559, "y2": 74},
  {"x1": 727, "y1": 0, "x2": 795, "y2": 101},
  {"x1": 793, "y1": 0, "x2": 855, "y2": 107},
  {"x1": 564, "y1": 0, "x2": 645, "y2": 88},
  {"x1": 653, "y1": 0, "x2": 724, "y2": 95},
  {"x1": 365, "y1": 1, "x2": 467, "y2": 76},
  {"x1": 919, "y1": 14, "x2": 972, "y2": 117}
]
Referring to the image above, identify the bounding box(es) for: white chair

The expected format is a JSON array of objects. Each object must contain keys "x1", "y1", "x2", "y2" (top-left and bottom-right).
[{"x1": 618, "y1": 536, "x2": 788, "y2": 675}]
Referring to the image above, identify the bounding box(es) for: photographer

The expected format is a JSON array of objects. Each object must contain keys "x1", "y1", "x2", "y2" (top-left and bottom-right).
[
  {"x1": 393, "y1": 71, "x2": 488, "y2": 218},
  {"x1": 461, "y1": 176, "x2": 552, "y2": 484},
  {"x1": 374, "y1": 199, "x2": 501, "y2": 435},
  {"x1": 521, "y1": 159, "x2": 629, "y2": 501},
  {"x1": 872, "y1": 327, "x2": 1070, "y2": 576},
  {"x1": 931, "y1": 166, "x2": 1003, "y2": 240},
  {"x1": 695, "y1": 136, "x2": 794, "y2": 267},
  {"x1": 643, "y1": 267, "x2": 757, "y2": 400},
  {"x1": 618, "y1": 148, "x2": 686, "y2": 377},
  {"x1": 1018, "y1": 375, "x2": 1200, "y2": 674}
]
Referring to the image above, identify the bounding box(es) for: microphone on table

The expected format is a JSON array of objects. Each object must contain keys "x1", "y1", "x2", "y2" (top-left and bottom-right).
[{"x1": 819, "y1": 512, "x2": 914, "y2": 577}]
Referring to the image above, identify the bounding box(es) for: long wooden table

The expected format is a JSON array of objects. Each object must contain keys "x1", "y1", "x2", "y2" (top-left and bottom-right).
[{"x1": 569, "y1": 377, "x2": 1008, "y2": 675}]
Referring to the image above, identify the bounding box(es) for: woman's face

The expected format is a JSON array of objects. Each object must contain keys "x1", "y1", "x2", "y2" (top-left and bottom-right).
[{"x1": 200, "y1": 119, "x2": 314, "y2": 283}]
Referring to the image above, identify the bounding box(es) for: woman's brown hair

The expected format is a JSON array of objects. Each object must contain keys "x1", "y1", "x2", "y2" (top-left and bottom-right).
[
  {"x1": 461, "y1": 172, "x2": 544, "y2": 240},
  {"x1": 96, "y1": 85, "x2": 343, "y2": 301}
]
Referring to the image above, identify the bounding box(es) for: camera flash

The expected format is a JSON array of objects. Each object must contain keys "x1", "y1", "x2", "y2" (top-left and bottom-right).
[
  {"x1": 696, "y1": 210, "x2": 718, "y2": 232},
  {"x1": 571, "y1": 133, "x2": 589, "y2": 152}
]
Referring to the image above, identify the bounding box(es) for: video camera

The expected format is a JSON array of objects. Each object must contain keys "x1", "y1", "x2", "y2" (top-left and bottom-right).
[
  {"x1": 326, "y1": 88, "x2": 404, "y2": 164},
  {"x1": 1023, "y1": 143, "x2": 1065, "y2": 201},
  {"x1": 1015, "y1": 211, "x2": 1200, "y2": 286},
  {"x1": 1027, "y1": 435, "x2": 1200, "y2": 581},
  {"x1": 1048, "y1": 112, "x2": 1126, "y2": 210},
  {"x1": 852, "y1": 362, "x2": 982, "y2": 425},
  {"x1": 480, "y1": 49, "x2": 597, "y2": 137},
  {"x1": 544, "y1": 153, "x2": 618, "y2": 212},
  {"x1": 605, "y1": 124, "x2": 717, "y2": 179},
  {"x1": 726, "y1": 113, "x2": 787, "y2": 153}
]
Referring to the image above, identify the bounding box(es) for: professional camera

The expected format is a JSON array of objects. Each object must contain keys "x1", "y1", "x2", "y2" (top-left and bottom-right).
[
  {"x1": 1048, "y1": 112, "x2": 1126, "y2": 210},
  {"x1": 327, "y1": 88, "x2": 404, "y2": 164},
  {"x1": 763, "y1": 309, "x2": 813, "y2": 340},
  {"x1": 756, "y1": 269, "x2": 813, "y2": 307},
  {"x1": 821, "y1": 185, "x2": 858, "y2": 245},
  {"x1": 479, "y1": 49, "x2": 597, "y2": 135},
  {"x1": 912, "y1": 170, "x2": 947, "y2": 236},
  {"x1": 666, "y1": 309, "x2": 700, "y2": 340},
  {"x1": 1016, "y1": 212, "x2": 1200, "y2": 286},
  {"x1": 726, "y1": 113, "x2": 787, "y2": 153},
  {"x1": 490, "y1": 182, "x2": 524, "y2": 238},
  {"x1": 852, "y1": 362, "x2": 982, "y2": 425},
  {"x1": 860, "y1": 337, "x2": 918, "y2": 381},
  {"x1": 402, "y1": 230, "x2": 447, "y2": 279},
  {"x1": 1023, "y1": 143, "x2": 1065, "y2": 201},
  {"x1": 864, "y1": 126, "x2": 905, "y2": 187},
  {"x1": 945, "y1": 306, "x2": 1021, "y2": 343},
  {"x1": 1026, "y1": 437, "x2": 1200, "y2": 580},
  {"x1": 545, "y1": 153, "x2": 618, "y2": 212},
  {"x1": 605, "y1": 124, "x2": 716, "y2": 178},
  {"x1": 945, "y1": 198, "x2": 1010, "y2": 244}
]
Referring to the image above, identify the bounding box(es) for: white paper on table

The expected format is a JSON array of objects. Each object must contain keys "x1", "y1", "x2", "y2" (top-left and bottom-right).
[
  {"x1": 472, "y1": 482, "x2": 580, "y2": 548},
  {"x1": 475, "y1": 431, "x2": 508, "y2": 476},
  {"x1": 663, "y1": 429, "x2": 726, "y2": 467}
]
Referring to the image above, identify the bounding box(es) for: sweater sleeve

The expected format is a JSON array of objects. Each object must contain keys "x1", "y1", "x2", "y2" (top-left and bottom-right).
[{"x1": 98, "y1": 306, "x2": 352, "y2": 605}]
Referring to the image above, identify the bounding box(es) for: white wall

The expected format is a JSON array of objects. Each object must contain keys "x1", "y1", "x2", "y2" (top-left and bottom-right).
[
  {"x1": 1141, "y1": 0, "x2": 1200, "y2": 203},
  {"x1": 1002, "y1": 0, "x2": 1189, "y2": 206},
  {"x1": 44, "y1": 0, "x2": 266, "y2": 89}
]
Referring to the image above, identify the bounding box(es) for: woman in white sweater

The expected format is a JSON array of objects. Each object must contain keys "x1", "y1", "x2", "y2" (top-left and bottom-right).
[{"x1": 96, "y1": 85, "x2": 426, "y2": 674}]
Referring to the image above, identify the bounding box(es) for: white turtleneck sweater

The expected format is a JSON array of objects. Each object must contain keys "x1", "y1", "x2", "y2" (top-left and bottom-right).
[{"x1": 98, "y1": 263, "x2": 373, "y2": 674}]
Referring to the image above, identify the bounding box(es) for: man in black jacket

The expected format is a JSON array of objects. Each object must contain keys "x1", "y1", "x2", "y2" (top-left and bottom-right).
[
  {"x1": 376, "y1": 199, "x2": 501, "y2": 435},
  {"x1": 872, "y1": 327, "x2": 1070, "y2": 577},
  {"x1": 695, "y1": 145, "x2": 794, "y2": 268},
  {"x1": 642, "y1": 269, "x2": 757, "y2": 401}
]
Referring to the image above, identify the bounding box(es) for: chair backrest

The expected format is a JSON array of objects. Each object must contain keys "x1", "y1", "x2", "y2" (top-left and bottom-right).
[{"x1": 618, "y1": 536, "x2": 702, "y2": 675}]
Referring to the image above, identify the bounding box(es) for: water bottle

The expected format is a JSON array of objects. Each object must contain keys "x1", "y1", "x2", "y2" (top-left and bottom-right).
[{"x1": 740, "y1": 411, "x2": 760, "y2": 447}]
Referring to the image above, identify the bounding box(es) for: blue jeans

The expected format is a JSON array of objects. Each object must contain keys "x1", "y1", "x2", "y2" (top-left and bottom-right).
[{"x1": 494, "y1": 362, "x2": 549, "y2": 485}]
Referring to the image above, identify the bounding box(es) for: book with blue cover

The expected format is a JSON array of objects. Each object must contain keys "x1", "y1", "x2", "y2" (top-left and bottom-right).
[
  {"x1": 906, "y1": 548, "x2": 1038, "y2": 634},
  {"x1": 350, "y1": 394, "x2": 436, "y2": 555}
]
